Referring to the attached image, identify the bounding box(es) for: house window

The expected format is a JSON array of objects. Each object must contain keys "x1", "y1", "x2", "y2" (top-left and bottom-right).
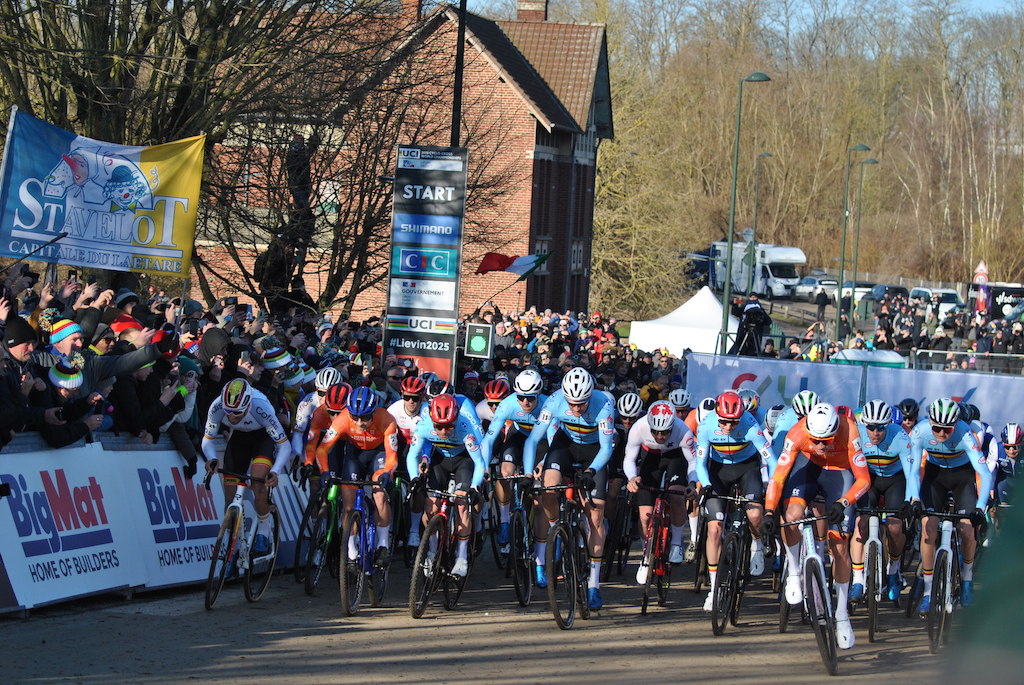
[
  {"x1": 534, "y1": 238, "x2": 551, "y2": 275},
  {"x1": 570, "y1": 239, "x2": 585, "y2": 273}
]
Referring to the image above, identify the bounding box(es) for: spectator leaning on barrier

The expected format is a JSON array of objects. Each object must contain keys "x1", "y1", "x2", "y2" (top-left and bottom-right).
[
  {"x1": 29, "y1": 359, "x2": 105, "y2": 448},
  {"x1": 110, "y1": 358, "x2": 186, "y2": 445},
  {"x1": 1, "y1": 310, "x2": 65, "y2": 445}
]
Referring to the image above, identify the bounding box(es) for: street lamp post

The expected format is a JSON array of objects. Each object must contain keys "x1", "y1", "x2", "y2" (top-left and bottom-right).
[
  {"x1": 850, "y1": 157, "x2": 878, "y2": 329},
  {"x1": 719, "y1": 72, "x2": 771, "y2": 354},
  {"x1": 747, "y1": 151, "x2": 773, "y2": 296},
  {"x1": 834, "y1": 143, "x2": 870, "y2": 342}
]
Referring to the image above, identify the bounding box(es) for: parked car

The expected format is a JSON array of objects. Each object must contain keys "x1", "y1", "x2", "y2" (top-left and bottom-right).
[
  {"x1": 794, "y1": 276, "x2": 838, "y2": 302},
  {"x1": 910, "y1": 287, "x2": 965, "y2": 318},
  {"x1": 833, "y1": 280, "x2": 875, "y2": 306},
  {"x1": 861, "y1": 284, "x2": 910, "y2": 312}
]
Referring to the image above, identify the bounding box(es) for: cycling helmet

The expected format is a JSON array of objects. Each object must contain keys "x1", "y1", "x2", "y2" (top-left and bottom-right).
[
  {"x1": 426, "y1": 379, "x2": 453, "y2": 399},
  {"x1": 647, "y1": 401, "x2": 675, "y2": 432},
  {"x1": 791, "y1": 390, "x2": 819, "y2": 418},
  {"x1": 315, "y1": 366, "x2": 343, "y2": 392},
  {"x1": 806, "y1": 402, "x2": 840, "y2": 439},
  {"x1": 891, "y1": 407, "x2": 904, "y2": 425},
  {"x1": 419, "y1": 371, "x2": 440, "y2": 386},
  {"x1": 738, "y1": 388, "x2": 760, "y2": 413},
  {"x1": 958, "y1": 401, "x2": 973, "y2": 423},
  {"x1": 765, "y1": 404, "x2": 785, "y2": 434},
  {"x1": 221, "y1": 378, "x2": 252, "y2": 413},
  {"x1": 897, "y1": 398, "x2": 919, "y2": 419},
  {"x1": 561, "y1": 367, "x2": 595, "y2": 403},
  {"x1": 401, "y1": 376, "x2": 426, "y2": 396},
  {"x1": 697, "y1": 397, "x2": 717, "y2": 423},
  {"x1": 513, "y1": 369, "x2": 543, "y2": 396},
  {"x1": 836, "y1": 405, "x2": 851, "y2": 417},
  {"x1": 484, "y1": 379, "x2": 510, "y2": 401},
  {"x1": 928, "y1": 398, "x2": 960, "y2": 427},
  {"x1": 324, "y1": 383, "x2": 351, "y2": 412},
  {"x1": 668, "y1": 388, "x2": 691, "y2": 409},
  {"x1": 969, "y1": 404, "x2": 981, "y2": 422},
  {"x1": 859, "y1": 399, "x2": 892, "y2": 426},
  {"x1": 1001, "y1": 422, "x2": 1023, "y2": 446},
  {"x1": 617, "y1": 392, "x2": 644, "y2": 419},
  {"x1": 715, "y1": 390, "x2": 744, "y2": 420},
  {"x1": 347, "y1": 386, "x2": 380, "y2": 418},
  {"x1": 429, "y1": 393, "x2": 459, "y2": 425}
]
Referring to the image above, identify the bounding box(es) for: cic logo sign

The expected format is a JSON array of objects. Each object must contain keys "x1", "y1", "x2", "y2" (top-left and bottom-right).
[{"x1": 392, "y1": 246, "x2": 457, "y2": 278}]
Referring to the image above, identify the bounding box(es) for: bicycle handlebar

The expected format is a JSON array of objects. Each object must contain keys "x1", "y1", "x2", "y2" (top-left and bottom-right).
[
  {"x1": 780, "y1": 514, "x2": 830, "y2": 527},
  {"x1": 203, "y1": 468, "x2": 268, "y2": 490}
]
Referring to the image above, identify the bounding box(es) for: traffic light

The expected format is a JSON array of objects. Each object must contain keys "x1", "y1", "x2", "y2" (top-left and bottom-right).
[{"x1": 464, "y1": 323, "x2": 493, "y2": 359}]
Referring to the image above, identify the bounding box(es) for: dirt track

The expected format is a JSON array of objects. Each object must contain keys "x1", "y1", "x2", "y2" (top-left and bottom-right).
[{"x1": 2, "y1": 550, "x2": 951, "y2": 684}]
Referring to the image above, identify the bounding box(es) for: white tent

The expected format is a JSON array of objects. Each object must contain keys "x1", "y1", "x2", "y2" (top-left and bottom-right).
[{"x1": 628, "y1": 286, "x2": 739, "y2": 356}]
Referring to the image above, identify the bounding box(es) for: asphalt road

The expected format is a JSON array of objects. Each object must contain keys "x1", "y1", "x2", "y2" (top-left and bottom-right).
[{"x1": 2, "y1": 545, "x2": 952, "y2": 684}]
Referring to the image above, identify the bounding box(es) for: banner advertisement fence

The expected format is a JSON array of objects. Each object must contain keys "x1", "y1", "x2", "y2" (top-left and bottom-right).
[
  {"x1": 384, "y1": 145, "x2": 468, "y2": 381},
  {"x1": 0, "y1": 107, "x2": 205, "y2": 277}
]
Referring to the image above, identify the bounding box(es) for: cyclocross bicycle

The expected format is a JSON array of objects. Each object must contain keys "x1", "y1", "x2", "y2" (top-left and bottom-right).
[
  {"x1": 855, "y1": 507, "x2": 901, "y2": 642},
  {"x1": 337, "y1": 478, "x2": 391, "y2": 615},
  {"x1": 709, "y1": 488, "x2": 758, "y2": 635},
  {"x1": 780, "y1": 512, "x2": 838, "y2": 676},
  {"x1": 409, "y1": 481, "x2": 476, "y2": 618},
  {"x1": 533, "y1": 470, "x2": 592, "y2": 630},
  {"x1": 304, "y1": 472, "x2": 342, "y2": 597}
]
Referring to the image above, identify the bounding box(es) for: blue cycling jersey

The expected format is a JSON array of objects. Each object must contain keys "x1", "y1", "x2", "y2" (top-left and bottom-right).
[
  {"x1": 480, "y1": 393, "x2": 548, "y2": 464},
  {"x1": 992, "y1": 443, "x2": 1018, "y2": 477},
  {"x1": 908, "y1": 419, "x2": 992, "y2": 509},
  {"x1": 695, "y1": 410, "x2": 776, "y2": 487},
  {"x1": 770, "y1": 407, "x2": 800, "y2": 461},
  {"x1": 406, "y1": 410, "x2": 487, "y2": 488},
  {"x1": 857, "y1": 423, "x2": 915, "y2": 480},
  {"x1": 522, "y1": 389, "x2": 616, "y2": 473},
  {"x1": 418, "y1": 393, "x2": 482, "y2": 433}
]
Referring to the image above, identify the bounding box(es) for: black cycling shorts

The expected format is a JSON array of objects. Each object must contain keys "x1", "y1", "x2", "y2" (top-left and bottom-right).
[
  {"x1": 342, "y1": 446, "x2": 388, "y2": 487},
  {"x1": 498, "y1": 430, "x2": 528, "y2": 468},
  {"x1": 636, "y1": 448, "x2": 689, "y2": 508},
  {"x1": 704, "y1": 458, "x2": 763, "y2": 521},
  {"x1": 223, "y1": 430, "x2": 275, "y2": 477},
  {"x1": 860, "y1": 471, "x2": 907, "y2": 510},
  {"x1": 542, "y1": 431, "x2": 608, "y2": 501},
  {"x1": 781, "y1": 454, "x2": 855, "y2": 535},
  {"x1": 921, "y1": 462, "x2": 978, "y2": 514},
  {"x1": 428, "y1": 454, "x2": 475, "y2": 493}
]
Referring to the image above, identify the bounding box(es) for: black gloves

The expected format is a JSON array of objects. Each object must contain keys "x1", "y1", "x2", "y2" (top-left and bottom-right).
[
  {"x1": 827, "y1": 501, "x2": 848, "y2": 526},
  {"x1": 969, "y1": 507, "x2": 987, "y2": 528},
  {"x1": 760, "y1": 509, "x2": 778, "y2": 539},
  {"x1": 579, "y1": 469, "x2": 597, "y2": 493}
]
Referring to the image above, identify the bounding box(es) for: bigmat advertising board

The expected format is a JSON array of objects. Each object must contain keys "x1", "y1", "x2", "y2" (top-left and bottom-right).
[{"x1": 384, "y1": 145, "x2": 468, "y2": 381}]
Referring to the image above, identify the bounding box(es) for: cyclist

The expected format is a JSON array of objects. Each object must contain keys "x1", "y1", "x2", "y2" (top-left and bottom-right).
[
  {"x1": 990, "y1": 422, "x2": 1021, "y2": 506},
  {"x1": 481, "y1": 369, "x2": 546, "y2": 549},
  {"x1": 765, "y1": 404, "x2": 785, "y2": 440},
  {"x1": 523, "y1": 367, "x2": 616, "y2": 609},
  {"x1": 907, "y1": 397, "x2": 993, "y2": 611},
  {"x1": 770, "y1": 389, "x2": 819, "y2": 459},
  {"x1": 764, "y1": 402, "x2": 870, "y2": 650},
  {"x1": 695, "y1": 390, "x2": 777, "y2": 612},
  {"x1": 313, "y1": 386, "x2": 400, "y2": 565},
  {"x1": 407, "y1": 393, "x2": 487, "y2": 577},
  {"x1": 848, "y1": 400, "x2": 915, "y2": 602},
  {"x1": 738, "y1": 388, "x2": 766, "y2": 427},
  {"x1": 301, "y1": 383, "x2": 351, "y2": 496},
  {"x1": 422, "y1": 377, "x2": 484, "y2": 433},
  {"x1": 607, "y1": 392, "x2": 644, "y2": 551},
  {"x1": 388, "y1": 376, "x2": 427, "y2": 549},
  {"x1": 896, "y1": 397, "x2": 921, "y2": 436},
  {"x1": 626, "y1": 400, "x2": 697, "y2": 582},
  {"x1": 477, "y1": 378, "x2": 511, "y2": 430},
  {"x1": 291, "y1": 366, "x2": 344, "y2": 465},
  {"x1": 668, "y1": 388, "x2": 692, "y2": 423},
  {"x1": 202, "y1": 378, "x2": 290, "y2": 555}
]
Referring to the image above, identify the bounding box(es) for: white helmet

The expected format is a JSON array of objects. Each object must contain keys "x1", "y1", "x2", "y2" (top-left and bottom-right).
[
  {"x1": 668, "y1": 388, "x2": 691, "y2": 409},
  {"x1": 697, "y1": 397, "x2": 717, "y2": 424},
  {"x1": 561, "y1": 367, "x2": 595, "y2": 403},
  {"x1": 791, "y1": 390, "x2": 819, "y2": 418},
  {"x1": 647, "y1": 401, "x2": 675, "y2": 432},
  {"x1": 859, "y1": 399, "x2": 892, "y2": 426},
  {"x1": 765, "y1": 404, "x2": 785, "y2": 434},
  {"x1": 513, "y1": 369, "x2": 543, "y2": 396},
  {"x1": 617, "y1": 392, "x2": 644, "y2": 419},
  {"x1": 315, "y1": 366, "x2": 343, "y2": 392},
  {"x1": 928, "y1": 398, "x2": 961, "y2": 427},
  {"x1": 806, "y1": 402, "x2": 840, "y2": 439}
]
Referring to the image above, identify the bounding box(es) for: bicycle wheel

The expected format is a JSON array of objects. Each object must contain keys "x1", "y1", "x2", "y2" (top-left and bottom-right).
[
  {"x1": 444, "y1": 518, "x2": 474, "y2": 611},
  {"x1": 510, "y1": 508, "x2": 533, "y2": 606},
  {"x1": 244, "y1": 507, "x2": 280, "y2": 602},
  {"x1": 487, "y1": 489, "x2": 508, "y2": 570},
  {"x1": 866, "y1": 541, "x2": 880, "y2": 643},
  {"x1": 730, "y1": 531, "x2": 751, "y2": 627},
  {"x1": 205, "y1": 508, "x2": 240, "y2": 610},
  {"x1": 945, "y1": 542, "x2": 960, "y2": 646},
  {"x1": 711, "y1": 532, "x2": 739, "y2": 636},
  {"x1": 304, "y1": 508, "x2": 330, "y2": 596},
  {"x1": 779, "y1": 588, "x2": 793, "y2": 633},
  {"x1": 805, "y1": 557, "x2": 838, "y2": 676},
  {"x1": 693, "y1": 516, "x2": 708, "y2": 593},
  {"x1": 339, "y1": 509, "x2": 367, "y2": 616},
  {"x1": 616, "y1": 507, "x2": 637, "y2": 576},
  {"x1": 576, "y1": 526, "x2": 591, "y2": 620},
  {"x1": 368, "y1": 512, "x2": 390, "y2": 608},
  {"x1": 293, "y1": 499, "x2": 317, "y2": 584},
  {"x1": 546, "y1": 523, "x2": 577, "y2": 629},
  {"x1": 409, "y1": 514, "x2": 445, "y2": 618},
  {"x1": 927, "y1": 549, "x2": 949, "y2": 654},
  {"x1": 601, "y1": 499, "x2": 626, "y2": 582},
  {"x1": 657, "y1": 567, "x2": 671, "y2": 607},
  {"x1": 640, "y1": 527, "x2": 658, "y2": 615}
]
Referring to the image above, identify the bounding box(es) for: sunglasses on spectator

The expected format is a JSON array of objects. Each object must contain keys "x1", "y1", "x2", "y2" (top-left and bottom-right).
[{"x1": 866, "y1": 423, "x2": 888, "y2": 432}]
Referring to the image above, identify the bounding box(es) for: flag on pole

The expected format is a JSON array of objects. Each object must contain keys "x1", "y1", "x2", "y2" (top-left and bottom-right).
[{"x1": 475, "y1": 252, "x2": 550, "y2": 280}]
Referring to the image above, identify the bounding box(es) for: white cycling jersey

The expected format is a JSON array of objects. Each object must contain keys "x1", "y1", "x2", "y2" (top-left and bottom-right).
[
  {"x1": 387, "y1": 399, "x2": 423, "y2": 442},
  {"x1": 290, "y1": 391, "x2": 321, "y2": 457},
  {"x1": 623, "y1": 415, "x2": 697, "y2": 482},
  {"x1": 202, "y1": 388, "x2": 290, "y2": 474}
]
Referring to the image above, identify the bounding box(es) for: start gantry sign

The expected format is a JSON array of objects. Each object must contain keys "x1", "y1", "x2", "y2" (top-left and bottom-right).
[{"x1": 384, "y1": 145, "x2": 469, "y2": 382}]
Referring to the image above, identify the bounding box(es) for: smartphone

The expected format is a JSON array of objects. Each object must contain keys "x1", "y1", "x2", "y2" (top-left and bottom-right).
[
  {"x1": 187, "y1": 319, "x2": 200, "y2": 336},
  {"x1": 241, "y1": 304, "x2": 252, "y2": 319},
  {"x1": 224, "y1": 296, "x2": 238, "y2": 306},
  {"x1": 68, "y1": 269, "x2": 78, "y2": 282}
]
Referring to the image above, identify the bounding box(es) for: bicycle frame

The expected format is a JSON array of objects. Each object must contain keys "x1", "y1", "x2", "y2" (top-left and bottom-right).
[{"x1": 337, "y1": 479, "x2": 378, "y2": 576}]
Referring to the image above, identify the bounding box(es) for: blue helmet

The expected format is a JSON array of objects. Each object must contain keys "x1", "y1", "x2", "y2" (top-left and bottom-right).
[{"x1": 347, "y1": 386, "x2": 380, "y2": 418}]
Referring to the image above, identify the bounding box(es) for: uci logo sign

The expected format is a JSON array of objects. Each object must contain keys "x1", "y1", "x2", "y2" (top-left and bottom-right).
[{"x1": 394, "y1": 247, "x2": 455, "y2": 278}]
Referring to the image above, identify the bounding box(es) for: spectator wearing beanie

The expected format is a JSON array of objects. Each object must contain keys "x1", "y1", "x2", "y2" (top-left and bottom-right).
[
  {"x1": 159, "y1": 355, "x2": 202, "y2": 479},
  {"x1": 110, "y1": 360, "x2": 186, "y2": 445},
  {"x1": 27, "y1": 360, "x2": 104, "y2": 448},
  {"x1": 1, "y1": 314, "x2": 64, "y2": 436}
]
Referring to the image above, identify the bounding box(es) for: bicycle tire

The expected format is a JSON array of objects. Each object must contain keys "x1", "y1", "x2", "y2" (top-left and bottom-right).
[
  {"x1": 546, "y1": 523, "x2": 576, "y2": 629},
  {"x1": 369, "y1": 511, "x2": 390, "y2": 609},
  {"x1": 576, "y1": 525, "x2": 591, "y2": 620},
  {"x1": 293, "y1": 499, "x2": 317, "y2": 584},
  {"x1": 904, "y1": 571, "x2": 923, "y2": 617},
  {"x1": 711, "y1": 532, "x2": 739, "y2": 635},
  {"x1": 805, "y1": 557, "x2": 838, "y2": 676},
  {"x1": 409, "y1": 514, "x2": 446, "y2": 618},
  {"x1": 510, "y1": 508, "x2": 533, "y2": 606},
  {"x1": 444, "y1": 517, "x2": 474, "y2": 611},
  {"x1": 244, "y1": 506, "x2": 280, "y2": 602},
  {"x1": 304, "y1": 510, "x2": 330, "y2": 596},
  {"x1": 640, "y1": 525, "x2": 658, "y2": 615},
  {"x1": 339, "y1": 509, "x2": 366, "y2": 616},
  {"x1": 601, "y1": 498, "x2": 626, "y2": 582},
  {"x1": 945, "y1": 540, "x2": 960, "y2": 646},
  {"x1": 779, "y1": 587, "x2": 793, "y2": 633},
  {"x1": 730, "y1": 529, "x2": 751, "y2": 627},
  {"x1": 928, "y1": 549, "x2": 949, "y2": 653},
  {"x1": 616, "y1": 508, "x2": 637, "y2": 575},
  {"x1": 487, "y1": 489, "x2": 508, "y2": 570},
  {"x1": 657, "y1": 570, "x2": 670, "y2": 607},
  {"x1": 866, "y1": 540, "x2": 880, "y2": 642},
  {"x1": 693, "y1": 516, "x2": 709, "y2": 593},
  {"x1": 205, "y1": 507, "x2": 240, "y2": 610}
]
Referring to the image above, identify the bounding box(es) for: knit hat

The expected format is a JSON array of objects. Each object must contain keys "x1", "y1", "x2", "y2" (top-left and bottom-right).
[
  {"x1": 49, "y1": 319, "x2": 83, "y2": 345},
  {"x1": 262, "y1": 346, "x2": 291, "y2": 369},
  {"x1": 182, "y1": 300, "x2": 204, "y2": 317},
  {"x1": 301, "y1": 362, "x2": 316, "y2": 384},
  {"x1": 177, "y1": 355, "x2": 201, "y2": 378},
  {"x1": 91, "y1": 322, "x2": 113, "y2": 345},
  {"x1": 114, "y1": 289, "x2": 140, "y2": 309},
  {"x1": 282, "y1": 364, "x2": 304, "y2": 387},
  {"x1": 110, "y1": 314, "x2": 143, "y2": 336},
  {"x1": 49, "y1": 359, "x2": 83, "y2": 390},
  {"x1": 317, "y1": 322, "x2": 333, "y2": 337},
  {"x1": 4, "y1": 315, "x2": 37, "y2": 348}
]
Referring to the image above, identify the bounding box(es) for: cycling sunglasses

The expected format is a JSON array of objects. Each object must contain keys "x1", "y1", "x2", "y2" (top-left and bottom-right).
[
  {"x1": 402, "y1": 394, "x2": 422, "y2": 401},
  {"x1": 931, "y1": 424, "x2": 955, "y2": 434},
  {"x1": 568, "y1": 401, "x2": 588, "y2": 408},
  {"x1": 810, "y1": 436, "x2": 834, "y2": 445},
  {"x1": 517, "y1": 394, "x2": 538, "y2": 402},
  {"x1": 434, "y1": 423, "x2": 455, "y2": 431},
  {"x1": 865, "y1": 423, "x2": 888, "y2": 432},
  {"x1": 651, "y1": 428, "x2": 672, "y2": 436},
  {"x1": 718, "y1": 418, "x2": 739, "y2": 427}
]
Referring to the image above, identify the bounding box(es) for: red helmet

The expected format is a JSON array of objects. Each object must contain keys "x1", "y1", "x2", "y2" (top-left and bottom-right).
[
  {"x1": 484, "y1": 379, "x2": 510, "y2": 401},
  {"x1": 716, "y1": 390, "x2": 744, "y2": 420},
  {"x1": 324, "y1": 383, "x2": 351, "y2": 412},
  {"x1": 401, "y1": 376, "x2": 426, "y2": 396},
  {"x1": 429, "y1": 393, "x2": 459, "y2": 425}
]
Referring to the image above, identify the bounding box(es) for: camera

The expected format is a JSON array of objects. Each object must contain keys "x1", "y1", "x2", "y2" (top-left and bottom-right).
[{"x1": 224, "y1": 296, "x2": 238, "y2": 306}]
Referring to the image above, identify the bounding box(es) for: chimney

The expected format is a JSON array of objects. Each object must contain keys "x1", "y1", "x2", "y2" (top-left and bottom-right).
[
  {"x1": 402, "y1": 0, "x2": 422, "y2": 21},
  {"x1": 517, "y1": 0, "x2": 547, "y2": 21}
]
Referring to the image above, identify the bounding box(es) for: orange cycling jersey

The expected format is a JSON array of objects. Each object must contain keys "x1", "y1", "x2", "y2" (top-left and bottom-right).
[
  {"x1": 314, "y1": 407, "x2": 400, "y2": 478},
  {"x1": 303, "y1": 405, "x2": 336, "y2": 467},
  {"x1": 766, "y1": 415, "x2": 870, "y2": 510},
  {"x1": 684, "y1": 411, "x2": 698, "y2": 436}
]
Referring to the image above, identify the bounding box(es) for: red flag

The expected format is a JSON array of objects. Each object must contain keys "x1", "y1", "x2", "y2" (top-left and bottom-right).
[{"x1": 475, "y1": 252, "x2": 517, "y2": 274}]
